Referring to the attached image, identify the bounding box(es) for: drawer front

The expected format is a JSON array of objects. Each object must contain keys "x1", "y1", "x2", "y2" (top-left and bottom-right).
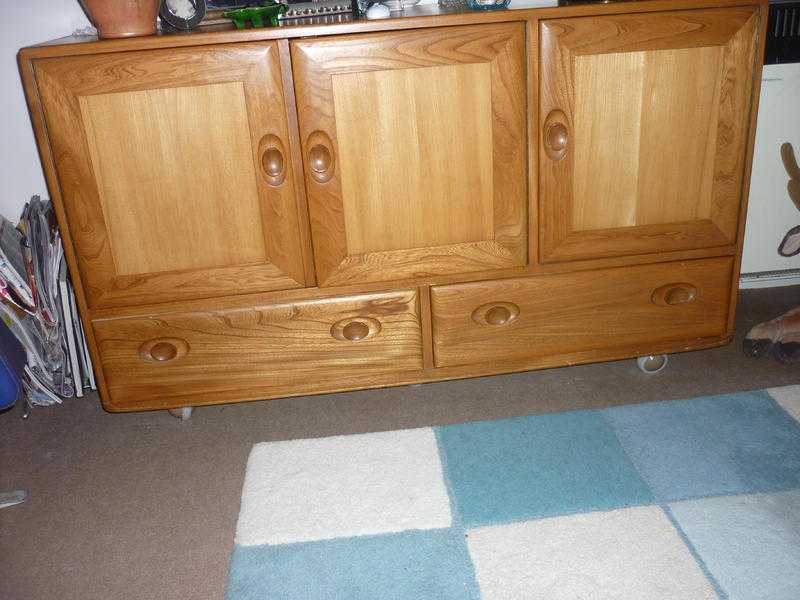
[
  {"x1": 93, "y1": 289, "x2": 422, "y2": 408},
  {"x1": 431, "y1": 258, "x2": 733, "y2": 368}
]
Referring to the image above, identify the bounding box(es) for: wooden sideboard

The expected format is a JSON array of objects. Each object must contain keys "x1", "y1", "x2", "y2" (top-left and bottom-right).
[{"x1": 18, "y1": 0, "x2": 767, "y2": 412}]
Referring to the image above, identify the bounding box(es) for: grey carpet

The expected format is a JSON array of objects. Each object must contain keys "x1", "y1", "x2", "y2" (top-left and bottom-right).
[{"x1": 1, "y1": 286, "x2": 798, "y2": 600}]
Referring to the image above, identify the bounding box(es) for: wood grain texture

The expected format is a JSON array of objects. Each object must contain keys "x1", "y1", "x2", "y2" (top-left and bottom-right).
[
  {"x1": 571, "y1": 46, "x2": 724, "y2": 231},
  {"x1": 291, "y1": 22, "x2": 527, "y2": 286},
  {"x1": 79, "y1": 82, "x2": 267, "y2": 276},
  {"x1": 278, "y1": 38, "x2": 318, "y2": 287},
  {"x1": 634, "y1": 46, "x2": 723, "y2": 226},
  {"x1": 34, "y1": 42, "x2": 311, "y2": 308},
  {"x1": 16, "y1": 0, "x2": 767, "y2": 413},
  {"x1": 527, "y1": 17, "x2": 541, "y2": 267},
  {"x1": 539, "y1": 7, "x2": 759, "y2": 263},
  {"x1": 90, "y1": 272, "x2": 737, "y2": 412},
  {"x1": 419, "y1": 285, "x2": 435, "y2": 370},
  {"x1": 572, "y1": 51, "x2": 645, "y2": 231},
  {"x1": 17, "y1": 54, "x2": 113, "y2": 403},
  {"x1": 87, "y1": 244, "x2": 739, "y2": 322},
  {"x1": 93, "y1": 289, "x2": 423, "y2": 409},
  {"x1": 727, "y1": 2, "x2": 769, "y2": 337},
  {"x1": 333, "y1": 62, "x2": 494, "y2": 254},
  {"x1": 431, "y1": 257, "x2": 733, "y2": 367},
  {"x1": 100, "y1": 332, "x2": 734, "y2": 412}
]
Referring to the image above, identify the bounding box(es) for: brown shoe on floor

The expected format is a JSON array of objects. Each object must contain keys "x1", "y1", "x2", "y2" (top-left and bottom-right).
[{"x1": 744, "y1": 306, "x2": 800, "y2": 362}]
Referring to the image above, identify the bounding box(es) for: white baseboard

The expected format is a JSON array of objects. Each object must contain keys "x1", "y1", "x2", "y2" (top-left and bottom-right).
[{"x1": 740, "y1": 269, "x2": 800, "y2": 289}]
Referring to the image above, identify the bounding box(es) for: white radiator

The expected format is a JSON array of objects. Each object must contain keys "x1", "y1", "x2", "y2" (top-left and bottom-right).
[{"x1": 741, "y1": 62, "x2": 800, "y2": 288}]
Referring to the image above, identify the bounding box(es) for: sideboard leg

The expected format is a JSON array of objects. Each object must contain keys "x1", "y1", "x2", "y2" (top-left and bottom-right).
[
  {"x1": 636, "y1": 354, "x2": 669, "y2": 374},
  {"x1": 167, "y1": 407, "x2": 194, "y2": 420}
]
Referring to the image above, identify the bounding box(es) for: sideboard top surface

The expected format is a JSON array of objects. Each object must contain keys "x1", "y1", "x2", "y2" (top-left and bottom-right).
[{"x1": 19, "y1": 0, "x2": 766, "y2": 59}]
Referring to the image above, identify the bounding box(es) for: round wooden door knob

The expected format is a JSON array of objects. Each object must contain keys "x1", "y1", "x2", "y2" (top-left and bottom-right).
[
  {"x1": 546, "y1": 123, "x2": 568, "y2": 153},
  {"x1": 258, "y1": 134, "x2": 287, "y2": 186},
  {"x1": 543, "y1": 110, "x2": 569, "y2": 161},
  {"x1": 262, "y1": 147, "x2": 284, "y2": 179},
  {"x1": 306, "y1": 131, "x2": 335, "y2": 183},
  {"x1": 309, "y1": 145, "x2": 332, "y2": 174},
  {"x1": 342, "y1": 321, "x2": 370, "y2": 341}
]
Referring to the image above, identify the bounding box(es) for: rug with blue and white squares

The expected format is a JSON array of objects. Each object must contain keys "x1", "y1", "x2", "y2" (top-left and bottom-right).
[{"x1": 226, "y1": 385, "x2": 800, "y2": 600}]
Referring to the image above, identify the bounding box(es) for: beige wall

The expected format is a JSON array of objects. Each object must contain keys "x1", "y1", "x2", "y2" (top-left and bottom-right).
[{"x1": 1, "y1": 0, "x2": 89, "y2": 221}]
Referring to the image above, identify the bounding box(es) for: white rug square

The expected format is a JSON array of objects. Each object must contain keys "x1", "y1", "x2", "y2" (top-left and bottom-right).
[
  {"x1": 234, "y1": 427, "x2": 452, "y2": 546},
  {"x1": 465, "y1": 505, "x2": 717, "y2": 600},
  {"x1": 768, "y1": 385, "x2": 800, "y2": 422}
]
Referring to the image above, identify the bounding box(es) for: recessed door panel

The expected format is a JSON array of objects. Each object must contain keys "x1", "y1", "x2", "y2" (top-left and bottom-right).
[
  {"x1": 333, "y1": 63, "x2": 495, "y2": 255},
  {"x1": 540, "y1": 7, "x2": 760, "y2": 263},
  {"x1": 292, "y1": 23, "x2": 527, "y2": 286},
  {"x1": 36, "y1": 43, "x2": 310, "y2": 308},
  {"x1": 80, "y1": 82, "x2": 268, "y2": 276}
]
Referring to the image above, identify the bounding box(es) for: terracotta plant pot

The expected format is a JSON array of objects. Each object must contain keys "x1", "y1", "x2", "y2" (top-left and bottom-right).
[{"x1": 79, "y1": 0, "x2": 161, "y2": 39}]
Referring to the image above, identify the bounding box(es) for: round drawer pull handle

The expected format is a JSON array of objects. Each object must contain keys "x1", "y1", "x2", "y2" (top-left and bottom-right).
[
  {"x1": 138, "y1": 338, "x2": 189, "y2": 363},
  {"x1": 343, "y1": 321, "x2": 370, "y2": 341},
  {"x1": 486, "y1": 305, "x2": 512, "y2": 326},
  {"x1": 651, "y1": 283, "x2": 698, "y2": 307},
  {"x1": 151, "y1": 342, "x2": 178, "y2": 361},
  {"x1": 472, "y1": 302, "x2": 520, "y2": 327},
  {"x1": 331, "y1": 317, "x2": 381, "y2": 342}
]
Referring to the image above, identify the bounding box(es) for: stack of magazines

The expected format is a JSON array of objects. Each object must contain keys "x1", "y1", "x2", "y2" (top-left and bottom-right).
[{"x1": 0, "y1": 196, "x2": 96, "y2": 408}]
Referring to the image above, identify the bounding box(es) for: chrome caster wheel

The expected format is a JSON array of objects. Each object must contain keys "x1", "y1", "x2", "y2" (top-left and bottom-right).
[
  {"x1": 168, "y1": 407, "x2": 194, "y2": 420},
  {"x1": 0, "y1": 490, "x2": 27, "y2": 510},
  {"x1": 636, "y1": 354, "x2": 669, "y2": 374}
]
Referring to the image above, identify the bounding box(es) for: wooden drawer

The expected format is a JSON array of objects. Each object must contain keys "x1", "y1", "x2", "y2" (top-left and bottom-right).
[
  {"x1": 430, "y1": 258, "x2": 733, "y2": 368},
  {"x1": 92, "y1": 289, "x2": 422, "y2": 410}
]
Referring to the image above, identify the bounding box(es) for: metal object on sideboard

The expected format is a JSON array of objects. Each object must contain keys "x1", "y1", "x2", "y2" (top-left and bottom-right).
[
  {"x1": 276, "y1": 0, "x2": 355, "y2": 20},
  {"x1": 197, "y1": 0, "x2": 355, "y2": 27},
  {"x1": 160, "y1": 0, "x2": 208, "y2": 30}
]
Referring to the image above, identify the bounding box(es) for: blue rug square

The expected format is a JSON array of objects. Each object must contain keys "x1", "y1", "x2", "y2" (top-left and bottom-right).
[
  {"x1": 435, "y1": 411, "x2": 653, "y2": 527},
  {"x1": 605, "y1": 391, "x2": 800, "y2": 501},
  {"x1": 225, "y1": 528, "x2": 480, "y2": 600}
]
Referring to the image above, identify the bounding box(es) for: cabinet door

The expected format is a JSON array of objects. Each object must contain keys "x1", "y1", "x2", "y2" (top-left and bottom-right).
[
  {"x1": 292, "y1": 23, "x2": 527, "y2": 287},
  {"x1": 35, "y1": 43, "x2": 310, "y2": 308},
  {"x1": 539, "y1": 7, "x2": 760, "y2": 263}
]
